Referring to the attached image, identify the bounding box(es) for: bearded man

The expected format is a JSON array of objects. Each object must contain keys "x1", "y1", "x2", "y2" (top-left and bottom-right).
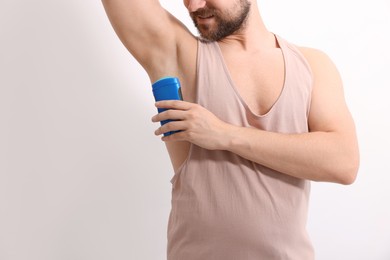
[{"x1": 102, "y1": 1, "x2": 359, "y2": 259}]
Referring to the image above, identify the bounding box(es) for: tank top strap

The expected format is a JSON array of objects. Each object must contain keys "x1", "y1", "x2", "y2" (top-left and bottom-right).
[{"x1": 274, "y1": 33, "x2": 314, "y2": 83}]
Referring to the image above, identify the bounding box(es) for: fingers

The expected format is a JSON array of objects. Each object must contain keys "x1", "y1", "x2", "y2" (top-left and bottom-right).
[
  {"x1": 152, "y1": 101, "x2": 198, "y2": 139},
  {"x1": 155, "y1": 100, "x2": 193, "y2": 110},
  {"x1": 151, "y1": 109, "x2": 187, "y2": 123},
  {"x1": 161, "y1": 130, "x2": 187, "y2": 142},
  {"x1": 154, "y1": 121, "x2": 187, "y2": 136}
]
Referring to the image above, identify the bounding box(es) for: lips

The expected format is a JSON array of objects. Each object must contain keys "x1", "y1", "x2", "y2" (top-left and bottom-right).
[
  {"x1": 198, "y1": 14, "x2": 214, "y2": 19},
  {"x1": 191, "y1": 8, "x2": 216, "y2": 25},
  {"x1": 192, "y1": 8, "x2": 215, "y2": 19},
  {"x1": 196, "y1": 14, "x2": 214, "y2": 24}
]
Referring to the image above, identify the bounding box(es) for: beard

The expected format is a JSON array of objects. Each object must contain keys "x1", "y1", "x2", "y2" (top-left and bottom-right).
[{"x1": 190, "y1": 0, "x2": 251, "y2": 42}]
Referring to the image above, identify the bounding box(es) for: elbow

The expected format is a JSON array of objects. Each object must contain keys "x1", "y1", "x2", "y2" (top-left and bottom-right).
[
  {"x1": 338, "y1": 164, "x2": 359, "y2": 185},
  {"x1": 334, "y1": 152, "x2": 360, "y2": 185}
]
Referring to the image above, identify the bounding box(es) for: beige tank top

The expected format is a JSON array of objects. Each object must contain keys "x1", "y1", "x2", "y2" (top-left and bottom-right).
[{"x1": 167, "y1": 34, "x2": 315, "y2": 260}]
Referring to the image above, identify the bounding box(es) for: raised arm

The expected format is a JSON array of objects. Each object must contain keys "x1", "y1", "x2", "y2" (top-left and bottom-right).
[{"x1": 101, "y1": 0, "x2": 195, "y2": 81}]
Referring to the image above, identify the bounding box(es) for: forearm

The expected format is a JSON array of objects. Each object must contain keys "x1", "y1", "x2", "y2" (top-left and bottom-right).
[
  {"x1": 222, "y1": 124, "x2": 359, "y2": 184},
  {"x1": 152, "y1": 101, "x2": 359, "y2": 184}
]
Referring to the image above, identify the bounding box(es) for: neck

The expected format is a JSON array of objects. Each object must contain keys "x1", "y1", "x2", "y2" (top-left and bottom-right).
[{"x1": 218, "y1": 2, "x2": 275, "y2": 52}]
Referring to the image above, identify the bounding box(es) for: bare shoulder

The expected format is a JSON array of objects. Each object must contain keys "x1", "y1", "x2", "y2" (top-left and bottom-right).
[
  {"x1": 296, "y1": 46, "x2": 344, "y2": 95},
  {"x1": 297, "y1": 46, "x2": 339, "y2": 75}
]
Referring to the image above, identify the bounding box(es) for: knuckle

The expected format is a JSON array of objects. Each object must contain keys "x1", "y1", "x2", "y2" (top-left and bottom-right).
[
  {"x1": 164, "y1": 123, "x2": 172, "y2": 132},
  {"x1": 166, "y1": 122, "x2": 177, "y2": 132},
  {"x1": 187, "y1": 122, "x2": 194, "y2": 129},
  {"x1": 169, "y1": 100, "x2": 178, "y2": 108},
  {"x1": 188, "y1": 120, "x2": 197, "y2": 129},
  {"x1": 161, "y1": 110, "x2": 169, "y2": 120},
  {"x1": 159, "y1": 125, "x2": 166, "y2": 133},
  {"x1": 167, "y1": 110, "x2": 175, "y2": 118},
  {"x1": 186, "y1": 131, "x2": 195, "y2": 140},
  {"x1": 188, "y1": 111, "x2": 196, "y2": 120}
]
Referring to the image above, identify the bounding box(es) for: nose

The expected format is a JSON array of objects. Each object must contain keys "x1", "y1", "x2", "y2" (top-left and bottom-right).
[{"x1": 186, "y1": 0, "x2": 207, "y2": 12}]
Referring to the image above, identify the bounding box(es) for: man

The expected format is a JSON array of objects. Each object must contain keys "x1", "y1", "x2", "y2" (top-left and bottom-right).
[{"x1": 102, "y1": 0, "x2": 359, "y2": 259}]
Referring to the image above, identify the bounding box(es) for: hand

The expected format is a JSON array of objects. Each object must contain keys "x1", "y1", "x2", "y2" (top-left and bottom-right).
[{"x1": 151, "y1": 100, "x2": 230, "y2": 150}]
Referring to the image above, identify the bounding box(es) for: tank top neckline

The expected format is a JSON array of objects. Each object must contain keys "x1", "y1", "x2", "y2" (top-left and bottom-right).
[{"x1": 212, "y1": 33, "x2": 288, "y2": 118}]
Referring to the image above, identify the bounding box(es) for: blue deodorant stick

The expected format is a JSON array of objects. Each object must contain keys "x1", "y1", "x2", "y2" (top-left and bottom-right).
[{"x1": 152, "y1": 77, "x2": 183, "y2": 136}]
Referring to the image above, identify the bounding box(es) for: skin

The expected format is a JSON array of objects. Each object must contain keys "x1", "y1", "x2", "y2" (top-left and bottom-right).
[
  {"x1": 102, "y1": 0, "x2": 359, "y2": 184},
  {"x1": 189, "y1": 0, "x2": 251, "y2": 42}
]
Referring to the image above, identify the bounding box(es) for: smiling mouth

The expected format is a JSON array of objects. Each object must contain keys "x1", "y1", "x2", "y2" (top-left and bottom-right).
[
  {"x1": 198, "y1": 15, "x2": 214, "y2": 19},
  {"x1": 197, "y1": 15, "x2": 214, "y2": 22}
]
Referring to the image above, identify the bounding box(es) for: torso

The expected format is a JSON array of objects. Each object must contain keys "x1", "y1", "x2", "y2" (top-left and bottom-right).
[
  {"x1": 163, "y1": 34, "x2": 294, "y2": 173},
  {"x1": 166, "y1": 33, "x2": 317, "y2": 259},
  {"x1": 218, "y1": 38, "x2": 285, "y2": 116}
]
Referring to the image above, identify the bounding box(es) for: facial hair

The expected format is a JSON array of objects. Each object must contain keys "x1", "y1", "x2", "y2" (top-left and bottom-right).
[{"x1": 190, "y1": 0, "x2": 251, "y2": 42}]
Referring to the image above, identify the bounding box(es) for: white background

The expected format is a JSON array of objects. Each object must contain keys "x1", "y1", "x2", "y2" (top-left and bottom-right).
[{"x1": 0, "y1": 0, "x2": 389, "y2": 259}]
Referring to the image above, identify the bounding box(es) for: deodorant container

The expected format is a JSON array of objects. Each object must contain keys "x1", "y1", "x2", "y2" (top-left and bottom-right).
[{"x1": 152, "y1": 77, "x2": 183, "y2": 136}]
